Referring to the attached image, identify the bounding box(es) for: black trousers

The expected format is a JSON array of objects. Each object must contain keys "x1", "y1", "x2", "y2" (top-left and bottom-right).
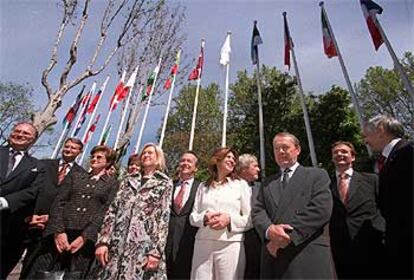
[{"x1": 22, "y1": 230, "x2": 95, "y2": 280}]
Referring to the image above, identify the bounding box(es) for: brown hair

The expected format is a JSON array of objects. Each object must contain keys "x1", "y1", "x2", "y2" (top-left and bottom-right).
[
  {"x1": 331, "y1": 141, "x2": 356, "y2": 156},
  {"x1": 90, "y1": 145, "x2": 116, "y2": 168},
  {"x1": 64, "y1": 137, "x2": 84, "y2": 150},
  {"x1": 127, "y1": 154, "x2": 140, "y2": 167},
  {"x1": 206, "y1": 147, "x2": 239, "y2": 187}
]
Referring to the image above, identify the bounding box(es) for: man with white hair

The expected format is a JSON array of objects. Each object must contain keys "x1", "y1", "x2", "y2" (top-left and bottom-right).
[
  {"x1": 363, "y1": 115, "x2": 413, "y2": 279},
  {"x1": 238, "y1": 153, "x2": 261, "y2": 279}
]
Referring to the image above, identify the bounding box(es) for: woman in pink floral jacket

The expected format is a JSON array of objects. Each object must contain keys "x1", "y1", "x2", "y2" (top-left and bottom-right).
[{"x1": 94, "y1": 143, "x2": 172, "y2": 280}]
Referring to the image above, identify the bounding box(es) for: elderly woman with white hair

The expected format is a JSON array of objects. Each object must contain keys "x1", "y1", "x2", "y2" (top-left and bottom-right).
[{"x1": 93, "y1": 143, "x2": 173, "y2": 280}]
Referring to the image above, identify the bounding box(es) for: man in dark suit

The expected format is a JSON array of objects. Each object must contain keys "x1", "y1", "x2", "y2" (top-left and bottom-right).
[
  {"x1": 166, "y1": 151, "x2": 200, "y2": 279},
  {"x1": 0, "y1": 122, "x2": 45, "y2": 279},
  {"x1": 20, "y1": 137, "x2": 86, "y2": 278},
  {"x1": 363, "y1": 115, "x2": 413, "y2": 279},
  {"x1": 329, "y1": 141, "x2": 385, "y2": 279},
  {"x1": 252, "y1": 132, "x2": 335, "y2": 279},
  {"x1": 238, "y1": 153, "x2": 261, "y2": 280}
]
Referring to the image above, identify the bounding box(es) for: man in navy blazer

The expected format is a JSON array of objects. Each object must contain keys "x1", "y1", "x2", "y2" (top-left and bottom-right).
[
  {"x1": 0, "y1": 122, "x2": 45, "y2": 278},
  {"x1": 252, "y1": 132, "x2": 335, "y2": 279},
  {"x1": 363, "y1": 115, "x2": 413, "y2": 279},
  {"x1": 166, "y1": 151, "x2": 200, "y2": 279},
  {"x1": 329, "y1": 141, "x2": 385, "y2": 279}
]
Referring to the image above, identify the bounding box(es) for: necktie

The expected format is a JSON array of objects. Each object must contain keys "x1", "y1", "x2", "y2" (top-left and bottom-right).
[
  {"x1": 6, "y1": 150, "x2": 19, "y2": 177},
  {"x1": 58, "y1": 163, "x2": 69, "y2": 185},
  {"x1": 377, "y1": 155, "x2": 386, "y2": 173},
  {"x1": 173, "y1": 181, "x2": 187, "y2": 214},
  {"x1": 281, "y1": 168, "x2": 291, "y2": 190},
  {"x1": 338, "y1": 172, "x2": 349, "y2": 204}
]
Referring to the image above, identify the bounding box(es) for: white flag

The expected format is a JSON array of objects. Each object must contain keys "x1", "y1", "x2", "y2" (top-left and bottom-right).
[{"x1": 220, "y1": 33, "x2": 231, "y2": 66}]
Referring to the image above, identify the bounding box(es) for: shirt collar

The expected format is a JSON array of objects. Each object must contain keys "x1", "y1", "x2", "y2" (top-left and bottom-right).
[
  {"x1": 59, "y1": 159, "x2": 74, "y2": 168},
  {"x1": 282, "y1": 162, "x2": 299, "y2": 174},
  {"x1": 180, "y1": 177, "x2": 194, "y2": 187},
  {"x1": 382, "y1": 138, "x2": 401, "y2": 158},
  {"x1": 335, "y1": 168, "x2": 353, "y2": 178}
]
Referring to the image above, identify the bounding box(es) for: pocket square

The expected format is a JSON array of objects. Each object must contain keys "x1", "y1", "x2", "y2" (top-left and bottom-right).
[{"x1": 31, "y1": 168, "x2": 38, "y2": 172}]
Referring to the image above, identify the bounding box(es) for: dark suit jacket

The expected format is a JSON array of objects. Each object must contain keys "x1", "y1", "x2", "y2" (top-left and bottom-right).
[
  {"x1": 329, "y1": 171, "x2": 385, "y2": 279},
  {"x1": 378, "y1": 139, "x2": 413, "y2": 278},
  {"x1": 252, "y1": 165, "x2": 335, "y2": 279},
  {"x1": 33, "y1": 159, "x2": 86, "y2": 215},
  {"x1": 44, "y1": 173, "x2": 119, "y2": 243},
  {"x1": 0, "y1": 146, "x2": 45, "y2": 277},
  {"x1": 166, "y1": 179, "x2": 200, "y2": 279}
]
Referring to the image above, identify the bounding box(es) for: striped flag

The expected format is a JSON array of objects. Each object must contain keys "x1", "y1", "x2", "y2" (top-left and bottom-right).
[
  {"x1": 63, "y1": 85, "x2": 85, "y2": 126},
  {"x1": 360, "y1": 0, "x2": 384, "y2": 50},
  {"x1": 321, "y1": 8, "x2": 338, "y2": 58},
  {"x1": 188, "y1": 40, "x2": 205, "y2": 80},
  {"x1": 164, "y1": 51, "x2": 181, "y2": 90},
  {"x1": 83, "y1": 114, "x2": 100, "y2": 144},
  {"x1": 251, "y1": 21, "x2": 263, "y2": 65}
]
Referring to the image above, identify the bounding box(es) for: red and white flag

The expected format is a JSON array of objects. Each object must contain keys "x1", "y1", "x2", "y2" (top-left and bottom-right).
[
  {"x1": 188, "y1": 40, "x2": 205, "y2": 80},
  {"x1": 83, "y1": 114, "x2": 101, "y2": 144},
  {"x1": 321, "y1": 8, "x2": 338, "y2": 58},
  {"x1": 360, "y1": 0, "x2": 384, "y2": 50},
  {"x1": 283, "y1": 13, "x2": 293, "y2": 69}
]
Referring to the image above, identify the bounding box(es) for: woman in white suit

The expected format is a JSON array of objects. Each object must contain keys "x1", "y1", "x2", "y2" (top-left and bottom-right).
[{"x1": 190, "y1": 147, "x2": 252, "y2": 280}]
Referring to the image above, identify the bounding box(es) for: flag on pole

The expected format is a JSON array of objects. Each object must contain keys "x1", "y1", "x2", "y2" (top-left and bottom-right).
[
  {"x1": 360, "y1": 0, "x2": 384, "y2": 50},
  {"x1": 63, "y1": 85, "x2": 85, "y2": 125},
  {"x1": 83, "y1": 114, "x2": 101, "y2": 144},
  {"x1": 220, "y1": 33, "x2": 231, "y2": 66},
  {"x1": 164, "y1": 51, "x2": 181, "y2": 90},
  {"x1": 74, "y1": 90, "x2": 92, "y2": 136},
  {"x1": 188, "y1": 41, "x2": 205, "y2": 80},
  {"x1": 251, "y1": 21, "x2": 263, "y2": 65},
  {"x1": 321, "y1": 8, "x2": 338, "y2": 58},
  {"x1": 283, "y1": 12, "x2": 293, "y2": 69},
  {"x1": 143, "y1": 65, "x2": 160, "y2": 100},
  {"x1": 87, "y1": 89, "x2": 102, "y2": 113},
  {"x1": 100, "y1": 124, "x2": 112, "y2": 145},
  {"x1": 110, "y1": 71, "x2": 128, "y2": 111}
]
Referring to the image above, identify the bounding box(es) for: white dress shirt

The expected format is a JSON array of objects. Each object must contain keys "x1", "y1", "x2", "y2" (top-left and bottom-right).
[{"x1": 174, "y1": 177, "x2": 195, "y2": 207}]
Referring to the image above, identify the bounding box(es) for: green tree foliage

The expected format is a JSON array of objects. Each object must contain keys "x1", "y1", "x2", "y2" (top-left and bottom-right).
[
  {"x1": 0, "y1": 81, "x2": 34, "y2": 144},
  {"x1": 356, "y1": 51, "x2": 414, "y2": 136},
  {"x1": 160, "y1": 83, "x2": 222, "y2": 180},
  {"x1": 308, "y1": 86, "x2": 370, "y2": 172}
]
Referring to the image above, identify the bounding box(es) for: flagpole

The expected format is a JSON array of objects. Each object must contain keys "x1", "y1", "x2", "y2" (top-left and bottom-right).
[
  {"x1": 221, "y1": 32, "x2": 231, "y2": 148},
  {"x1": 189, "y1": 39, "x2": 205, "y2": 151},
  {"x1": 374, "y1": 17, "x2": 414, "y2": 103},
  {"x1": 70, "y1": 82, "x2": 96, "y2": 137},
  {"x1": 98, "y1": 71, "x2": 126, "y2": 145},
  {"x1": 320, "y1": 2, "x2": 371, "y2": 156},
  {"x1": 82, "y1": 76, "x2": 110, "y2": 144},
  {"x1": 51, "y1": 121, "x2": 70, "y2": 159},
  {"x1": 134, "y1": 57, "x2": 162, "y2": 154},
  {"x1": 284, "y1": 12, "x2": 318, "y2": 167},
  {"x1": 114, "y1": 66, "x2": 139, "y2": 150},
  {"x1": 160, "y1": 50, "x2": 181, "y2": 149}
]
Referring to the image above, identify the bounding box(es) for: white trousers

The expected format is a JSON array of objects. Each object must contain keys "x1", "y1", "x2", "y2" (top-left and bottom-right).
[{"x1": 191, "y1": 240, "x2": 245, "y2": 280}]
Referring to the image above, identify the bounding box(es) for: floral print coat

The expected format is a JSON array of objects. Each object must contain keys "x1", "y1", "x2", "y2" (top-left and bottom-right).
[{"x1": 95, "y1": 170, "x2": 172, "y2": 280}]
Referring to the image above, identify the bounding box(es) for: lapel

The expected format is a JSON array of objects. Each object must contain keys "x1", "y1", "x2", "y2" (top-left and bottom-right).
[
  {"x1": 266, "y1": 172, "x2": 283, "y2": 210},
  {"x1": 346, "y1": 171, "x2": 360, "y2": 205},
  {"x1": 0, "y1": 147, "x2": 9, "y2": 182},
  {"x1": 275, "y1": 165, "x2": 306, "y2": 222},
  {"x1": 176, "y1": 180, "x2": 200, "y2": 215},
  {"x1": 383, "y1": 139, "x2": 405, "y2": 172},
  {"x1": 4, "y1": 153, "x2": 34, "y2": 183}
]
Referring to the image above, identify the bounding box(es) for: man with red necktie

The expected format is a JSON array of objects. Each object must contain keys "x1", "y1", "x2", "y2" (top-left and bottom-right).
[
  {"x1": 363, "y1": 115, "x2": 413, "y2": 279},
  {"x1": 329, "y1": 141, "x2": 385, "y2": 279},
  {"x1": 166, "y1": 151, "x2": 200, "y2": 280}
]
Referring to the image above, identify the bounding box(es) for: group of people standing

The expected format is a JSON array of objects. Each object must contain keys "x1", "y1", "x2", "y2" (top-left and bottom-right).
[{"x1": 0, "y1": 114, "x2": 412, "y2": 279}]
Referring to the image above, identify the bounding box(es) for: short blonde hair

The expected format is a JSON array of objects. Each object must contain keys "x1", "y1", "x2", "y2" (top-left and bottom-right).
[{"x1": 139, "y1": 143, "x2": 166, "y2": 172}]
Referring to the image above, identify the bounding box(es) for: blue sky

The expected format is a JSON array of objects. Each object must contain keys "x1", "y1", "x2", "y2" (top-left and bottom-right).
[{"x1": 0, "y1": 0, "x2": 412, "y2": 158}]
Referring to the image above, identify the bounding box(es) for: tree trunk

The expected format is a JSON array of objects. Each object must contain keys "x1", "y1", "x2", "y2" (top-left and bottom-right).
[{"x1": 32, "y1": 94, "x2": 62, "y2": 135}]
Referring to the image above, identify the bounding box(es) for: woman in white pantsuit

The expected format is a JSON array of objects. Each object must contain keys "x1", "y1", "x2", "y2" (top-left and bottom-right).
[{"x1": 190, "y1": 147, "x2": 252, "y2": 280}]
